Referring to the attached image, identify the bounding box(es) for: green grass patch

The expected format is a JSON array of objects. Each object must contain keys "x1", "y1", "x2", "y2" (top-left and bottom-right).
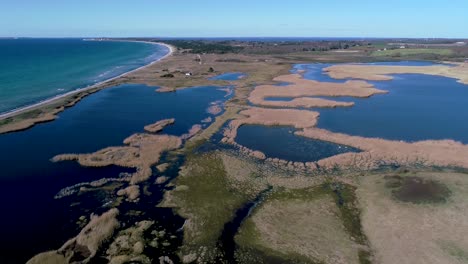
[
  {"x1": 169, "y1": 153, "x2": 253, "y2": 257},
  {"x1": 236, "y1": 183, "x2": 372, "y2": 264},
  {"x1": 372, "y1": 48, "x2": 453, "y2": 57}
]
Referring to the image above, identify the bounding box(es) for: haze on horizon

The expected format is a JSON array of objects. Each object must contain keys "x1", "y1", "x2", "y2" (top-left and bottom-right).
[{"x1": 1, "y1": 0, "x2": 467, "y2": 38}]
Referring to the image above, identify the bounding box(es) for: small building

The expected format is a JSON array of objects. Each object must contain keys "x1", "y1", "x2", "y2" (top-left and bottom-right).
[
  {"x1": 400, "y1": 45, "x2": 406, "y2": 49},
  {"x1": 185, "y1": 72, "x2": 193, "y2": 76}
]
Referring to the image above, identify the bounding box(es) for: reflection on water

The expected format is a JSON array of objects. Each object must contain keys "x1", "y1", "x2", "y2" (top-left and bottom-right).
[
  {"x1": 209, "y1": 72, "x2": 246, "y2": 81},
  {"x1": 0, "y1": 84, "x2": 227, "y2": 263},
  {"x1": 236, "y1": 125, "x2": 359, "y2": 162}
]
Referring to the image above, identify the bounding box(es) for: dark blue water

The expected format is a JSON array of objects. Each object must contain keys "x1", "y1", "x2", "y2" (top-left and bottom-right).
[
  {"x1": 0, "y1": 84, "x2": 226, "y2": 263},
  {"x1": 236, "y1": 125, "x2": 359, "y2": 162},
  {"x1": 316, "y1": 73, "x2": 468, "y2": 143},
  {"x1": 209, "y1": 72, "x2": 246, "y2": 81},
  {"x1": 0, "y1": 38, "x2": 168, "y2": 113}
]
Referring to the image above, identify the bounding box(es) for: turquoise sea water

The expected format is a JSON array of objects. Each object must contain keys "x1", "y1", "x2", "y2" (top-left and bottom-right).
[{"x1": 0, "y1": 38, "x2": 168, "y2": 113}]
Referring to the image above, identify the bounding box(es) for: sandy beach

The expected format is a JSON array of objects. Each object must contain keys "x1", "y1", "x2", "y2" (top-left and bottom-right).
[{"x1": 0, "y1": 41, "x2": 174, "y2": 120}]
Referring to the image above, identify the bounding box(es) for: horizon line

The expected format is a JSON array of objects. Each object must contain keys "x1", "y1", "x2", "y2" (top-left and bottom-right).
[{"x1": 1, "y1": 36, "x2": 467, "y2": 40}]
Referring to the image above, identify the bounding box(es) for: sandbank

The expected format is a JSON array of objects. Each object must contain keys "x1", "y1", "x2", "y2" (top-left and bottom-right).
[{"x1": 143, "y1": 118, "x2": 175, "y2": 133}]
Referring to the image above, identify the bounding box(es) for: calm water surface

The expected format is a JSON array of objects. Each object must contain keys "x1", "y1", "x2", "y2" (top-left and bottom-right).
[
  {"x1": 315, "y1": 73, "x2": 468, "y2": 143},
  {"x1": 0, "y1": 84, "x2": 226, "y2": 263},
  {"x1": 236, "y1": 125, "x2": 359, "y2": 162},
  {"x1": 209, "y1": 72, "x2": 246, "y2": 81},
  {"x1": 240, "y1": 61, "x2": 468, "y2": 161}
]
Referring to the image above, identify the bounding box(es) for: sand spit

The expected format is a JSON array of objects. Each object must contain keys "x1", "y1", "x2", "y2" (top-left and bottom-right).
[
  {"x1": 27, "y1": 208, "x2": 120, "y2": 264},
  {"x1": 53, "y1": 134, "x2": 182, "y2": 184},
  {"x1": 0, "y1": 110, "x2": 59, "y2": 134},
  {"x1": 248, "y1": 73, "x2": 386, "y2": 108},
  {"x1": 324, "y1": 63, "x2": 468, "y2": 84},
  {"x1": 297, "y1": 128, "x2": 468, "y2": 170},
  {"x1": 143, "y1": 118, "x2": 175, "y2": 133},
  {"x1": 222, "y1": 107, "x2": 320, "y2": 143}
]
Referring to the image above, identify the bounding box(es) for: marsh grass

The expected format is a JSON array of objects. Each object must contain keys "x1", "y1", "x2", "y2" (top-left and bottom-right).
[
  {"x1": 165, "y1": 153, "x2": 254, "y2": 260},
  {"x1": 236, "y1": 184, "x2": 371, "y2": 264},
  {"x1": 372, "y1": 48, "x2": 453, "y2": 57}
]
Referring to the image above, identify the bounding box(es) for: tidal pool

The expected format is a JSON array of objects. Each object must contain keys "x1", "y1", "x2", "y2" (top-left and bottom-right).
[
  {"x1": 236, "y1": 125, "x2": 359, "y2": 162},
  {"x1": 0, "y1": 84, "x2": 227, "y2": 263},
  {"x1": 209, "y1": 72, "x2": 246, "y2": 81}
]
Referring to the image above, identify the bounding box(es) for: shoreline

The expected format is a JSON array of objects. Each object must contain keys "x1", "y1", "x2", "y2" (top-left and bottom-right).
[{"x1": 0, "y1": 40, "x2": 174, "y2": 120}]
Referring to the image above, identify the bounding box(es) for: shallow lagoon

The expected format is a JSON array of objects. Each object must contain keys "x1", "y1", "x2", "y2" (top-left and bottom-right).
[
  {"x1": 240, "y1": 61, "x2": 468, "y2": 162},
  {"x1": 209, "y1": 72, "x2": 246, "y2": 81},
  {"x1": 315, "y1": 73, "x2": 468, "y2": 143},
  {"x1": 236, "y1": 125, "x2": 359, "y2": 162},
  {"x1": 0, "y1": 84, "x2": 227, "y2": 263}
]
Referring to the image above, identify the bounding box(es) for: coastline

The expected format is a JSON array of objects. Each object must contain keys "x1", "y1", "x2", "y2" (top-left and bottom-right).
[{"x1": 0, "y1": 41, "x2": 174, "y2": 120}]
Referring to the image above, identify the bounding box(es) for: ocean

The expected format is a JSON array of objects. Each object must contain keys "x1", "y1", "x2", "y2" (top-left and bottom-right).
[{"x1": 0, "y1": 38, "x2": 168, "y2": 114}]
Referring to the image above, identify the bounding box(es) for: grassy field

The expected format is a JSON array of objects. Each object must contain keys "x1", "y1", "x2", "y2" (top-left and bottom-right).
[
  {"x1": 160, "y1": 153, "x2": 259, "y2": 262},
  {"x1": 372, "y1": 48, "x2": 454, "y2": 57},
  {"x1": 357, "y1": 170, "x2": 468, "y2": 264},
  {"x1": 235, "y1": 184, "x2": 372, "y2": 264}
]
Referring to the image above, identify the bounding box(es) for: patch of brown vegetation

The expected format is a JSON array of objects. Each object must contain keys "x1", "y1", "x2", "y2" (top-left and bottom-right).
[
  {"x1": 249, "y1": 73, "x2": 386, "y2": 108},
  {"x1": 297, "y1": 128, "x2": 468, "y2": 171},
  {"x1": 117, "y1": 185, "x2": 141, "y2": 202},
  {"x1": 106, "y1": 220, "x2": 154, "y2": 264},
  {"x1": 238, "y1": 193, "x2": 361, "y2": 263},
  {"x1": 207, "y1": 104, "x2": 222, "y2": 115},
  {"x1": 385, "y1": 175, "x2": 451, "y2": 204},
  {"x1": 222, "y1": 107, "x2": 319, "y2": 143},
  {"x1": 325, "y1": 62, "x2": 468, "y2": 84},
  {"x1": 27, "y1": 208, "x2": 120, "y2": 264},
  {"x1": 357, "y1": 171, "x2": 468, "y2": 264},
  {"x1": 219, "y1": 151, "x2": 323, "y2": 191},
  {"x1": 181, "y1": 124, "x2": 202, "y2": 140},
  {"x1": 53, "y1": 133, "x2": 182, "y2": 184},
  {"x1": 144, "y1": 118, "x2": 175, "y2": 133}
]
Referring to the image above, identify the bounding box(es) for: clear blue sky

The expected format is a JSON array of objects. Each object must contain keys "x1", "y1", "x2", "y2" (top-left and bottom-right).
[{"x1": 1, "y1": 0, "x2": 467, "y2": 38}]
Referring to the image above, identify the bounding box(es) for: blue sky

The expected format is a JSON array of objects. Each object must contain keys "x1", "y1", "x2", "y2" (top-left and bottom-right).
[{"x1": 1, "y1": 0, "x2": 467, "y2": 38}]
